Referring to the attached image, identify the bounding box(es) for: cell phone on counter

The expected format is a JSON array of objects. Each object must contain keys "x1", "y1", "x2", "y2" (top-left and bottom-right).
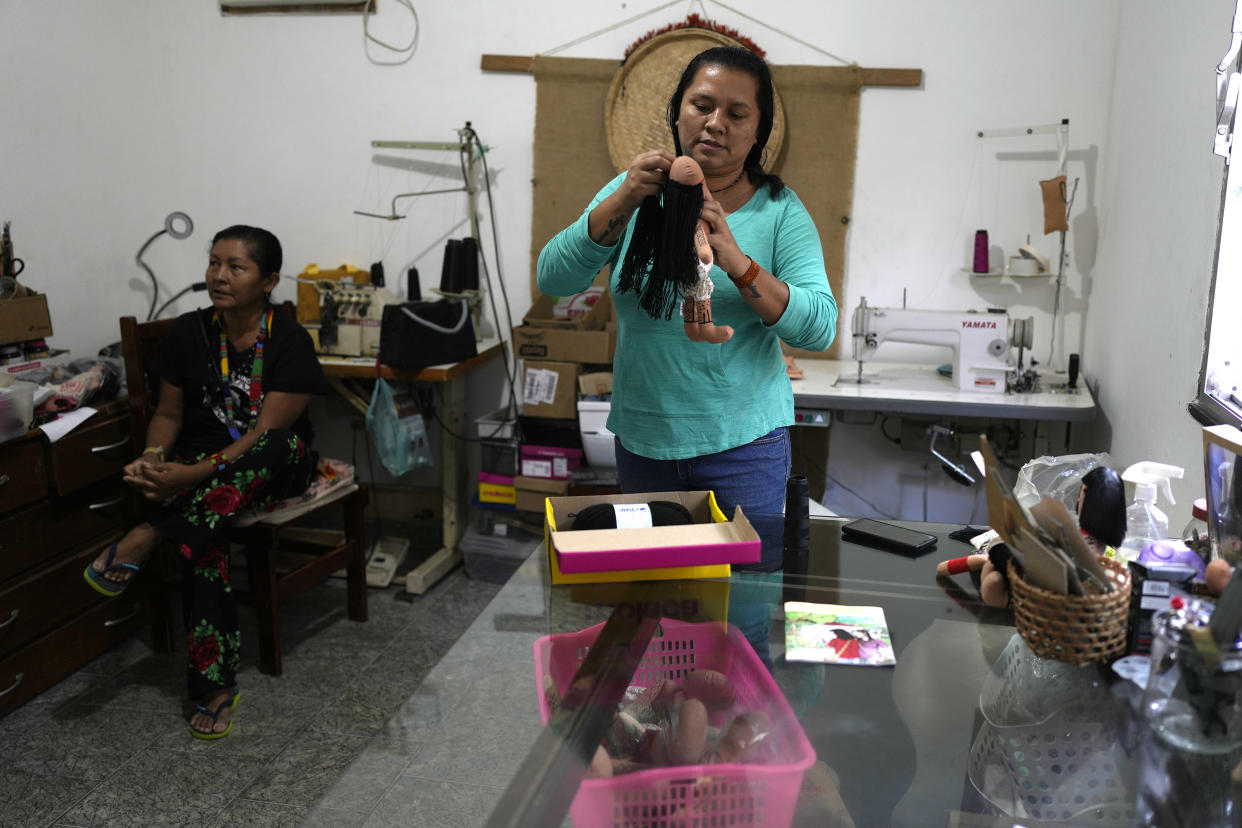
[{"x1": 840, "y1": 518, "x2": 937, "y2": 556}]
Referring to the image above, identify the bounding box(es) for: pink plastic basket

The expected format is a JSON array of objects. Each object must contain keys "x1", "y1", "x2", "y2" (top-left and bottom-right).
[{"x1": 533, "y1": 618, "x2": 816, "y2": 828}]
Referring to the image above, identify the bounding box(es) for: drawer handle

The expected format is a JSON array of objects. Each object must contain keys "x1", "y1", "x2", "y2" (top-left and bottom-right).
[
  {"x1": 91, "y1": 436, "x2": 131, "y2": 454},
  {"x1": 88, "y1": 495, "x2": 126, "y2": 511},
  {"x1": 0, "y1": 609, "x2": 17, "y2": 631},
  {"x1": 104, "y1": 605, "x2": 141, "y2": 628},
  {"x1": 0, "y1": 672, "x2": 23, "y2": 698}
]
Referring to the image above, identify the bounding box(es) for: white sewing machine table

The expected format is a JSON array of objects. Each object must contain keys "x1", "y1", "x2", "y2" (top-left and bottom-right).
[
  {"x1": 793, "y1": 359, "x2": 1096, "y2": 421},
  {"x1": 318, "y1": 338, "x2": 505, "y2": 593}
]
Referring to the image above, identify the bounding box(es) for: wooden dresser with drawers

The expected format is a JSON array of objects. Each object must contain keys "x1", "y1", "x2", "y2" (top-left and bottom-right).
[{"x1": 0, "y1": 399, "x2": 149, "y2": 718}]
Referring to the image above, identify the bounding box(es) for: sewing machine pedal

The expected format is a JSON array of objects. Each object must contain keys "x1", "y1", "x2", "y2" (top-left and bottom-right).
[{"x1": 366, "y1": 537, "x2": 410, "y2": 588}]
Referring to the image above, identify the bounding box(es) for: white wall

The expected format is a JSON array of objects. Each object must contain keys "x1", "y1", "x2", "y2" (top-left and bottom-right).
[
  {"x1": 0, "y1": 1, "x2": 1227, "y2": 524},
  {"x1": 1077, "y1": 0, "x2": 1234, "y2": 529}
]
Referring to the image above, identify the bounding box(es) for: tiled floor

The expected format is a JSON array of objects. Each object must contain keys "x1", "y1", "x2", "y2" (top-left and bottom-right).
[
  {"x1": 0, "y1": 558, "x2": 505, "y2": 827},
  {"x1": 302, "y1": 555, "x2": 558, "y2": 828}
]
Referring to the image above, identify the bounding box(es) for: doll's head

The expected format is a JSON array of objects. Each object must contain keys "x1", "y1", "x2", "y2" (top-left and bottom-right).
[
  {"x1": 1079, "y1": 466, "x2": 1126, "y2": 549},
  {"x1": 616, "y1": 156, "x2": 705, "y2": 319},
  {"x1": 669, "y1": 156, "x2": 705, "y2": 188}
]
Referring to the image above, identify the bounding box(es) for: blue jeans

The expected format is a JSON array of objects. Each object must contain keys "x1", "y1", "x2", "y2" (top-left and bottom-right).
[
  {"x1": 613, "y1": 427, "x2": 791, "y2": 516},
  {"x1": 614, "y1": 430, "x2": 791, "y2": 669}
]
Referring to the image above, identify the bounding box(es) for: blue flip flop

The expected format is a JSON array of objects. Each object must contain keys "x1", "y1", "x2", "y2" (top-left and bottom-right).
[
  {"x1": 190, "y1": 690, "x2": 241, "y2": 740},
  {"x1": 82, "y1": 543, "x2": 141, "y2": 597}
]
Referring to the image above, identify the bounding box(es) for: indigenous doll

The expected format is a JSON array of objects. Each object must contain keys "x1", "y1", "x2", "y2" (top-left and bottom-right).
[
  {"x1": 617, "y1": 156, "x2": 733, "y2": 344},
  {"x1": 1078, "y1": 466, "x2": 1126, "y2": 556}
]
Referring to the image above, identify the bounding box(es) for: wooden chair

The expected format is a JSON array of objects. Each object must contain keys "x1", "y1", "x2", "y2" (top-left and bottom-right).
[{"x1": 119, "y1": 313, "x2": 369, "y2": 675}]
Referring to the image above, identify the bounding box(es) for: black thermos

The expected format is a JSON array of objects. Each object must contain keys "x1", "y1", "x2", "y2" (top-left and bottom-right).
[{"x1": 782, "y1": 475, "x2": 810, "y2": 602}]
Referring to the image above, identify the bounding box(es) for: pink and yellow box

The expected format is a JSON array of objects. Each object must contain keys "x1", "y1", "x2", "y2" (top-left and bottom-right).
[{"x1": 543, "y1": 490, "x2": 759, "y2": 584}]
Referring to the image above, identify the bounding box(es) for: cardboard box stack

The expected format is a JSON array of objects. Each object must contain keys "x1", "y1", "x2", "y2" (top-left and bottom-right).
[
  {"x1": 0, "y1": 293, "x2": 66, "y2": 376},
  {"x1": 509, "y1": 286, "x2": 615, "y2": 512}
]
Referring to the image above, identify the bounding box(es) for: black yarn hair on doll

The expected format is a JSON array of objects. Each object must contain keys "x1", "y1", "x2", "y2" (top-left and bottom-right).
[
  {"x1": 616, "y1": 179, "x2": 704, "y2": 321},
  {"x1": 1079, "y1": 466, "x2": 1127, "y2": 549}
]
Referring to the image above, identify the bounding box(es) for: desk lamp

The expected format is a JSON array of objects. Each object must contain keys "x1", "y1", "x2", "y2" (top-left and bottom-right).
[{"x1": 137, "y1": 211, "x2": 194, "y2": 321}]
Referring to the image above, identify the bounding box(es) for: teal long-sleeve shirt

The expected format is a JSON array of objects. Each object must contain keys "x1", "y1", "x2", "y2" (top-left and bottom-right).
[{"x1": 537, "y1": 173, "x2": 837, "y2": 460}]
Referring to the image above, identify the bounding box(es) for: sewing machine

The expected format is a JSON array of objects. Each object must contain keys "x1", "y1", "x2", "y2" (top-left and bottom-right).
[
  {"x1": 850, "y1": 297, "x2": 1034, "y2": 393},
  {"x1": 306, "y1": 280, "x2": 403, "y2": 358},
  {"x1": 302, "y1": 278, "x2": 493, "y2": 358}
]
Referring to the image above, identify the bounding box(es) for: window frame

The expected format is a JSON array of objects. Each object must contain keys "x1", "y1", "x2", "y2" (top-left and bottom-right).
[{"x1": 1193, "y1": 11, "x2": 1242, "y2": 430}]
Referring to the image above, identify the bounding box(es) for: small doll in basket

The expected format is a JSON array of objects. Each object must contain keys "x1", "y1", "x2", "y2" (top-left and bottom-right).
[
  {"x1": 616, "y1": 156, "x2": 733, "y2": 344},
  {"x1": 1077, "y1": 466, "x2": 1126, "y2": 557},
  {"x1": 974, "y1": 467, "x2": 1127, "y2": 609}
]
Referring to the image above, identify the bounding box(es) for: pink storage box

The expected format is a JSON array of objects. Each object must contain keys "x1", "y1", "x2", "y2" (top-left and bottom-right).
[
  {"x1": 534, "y1": 619, "x2": 816, "y2": 828},
  {"x1": 546, "y1": 490, "x2": 760, "y2": 574},
  {"x1": 477, "y1": 471, "x2": 515, "y2": 486},
  {"x1": 519, "y1": 443, "x2": 583, "y2": 479}
]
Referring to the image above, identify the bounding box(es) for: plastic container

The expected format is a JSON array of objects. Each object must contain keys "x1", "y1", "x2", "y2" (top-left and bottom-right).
[
  {"x1": 967, "y1": 634, "x2": 1135, "y2": 825},
  {"x1": 577, "y1": 399, "x2": 617, "y2": 467},
  {"x1": 475, "y1": 404, "x2": 517, "y2": 441},
  {"x1": 1136, "y1": 604, "x2": 1242, "y2": 825},
  {"x1": 460, "y1": 519, "x2": 541, "y2": 584},
  {"x1": 534, "y1": 619, "x2": 815, "y2": 828},
  {"x1": 480, "y1": 439, "x2": 519, "y2": 478},
  {"x1": 1137, "y1": 539, "x2": 1206, "y2": 580},
  {"x1": 0, "y1": 380, "x2": 35, "y2": 441}
]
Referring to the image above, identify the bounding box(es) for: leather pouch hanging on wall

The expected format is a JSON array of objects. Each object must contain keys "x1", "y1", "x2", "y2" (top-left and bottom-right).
[
  {"x1": 379, "y1": 299, "x2": 477, "y2": 373},
  {"x1": 1040, "y1": 175, "x2": 1070, "y2": 234}
]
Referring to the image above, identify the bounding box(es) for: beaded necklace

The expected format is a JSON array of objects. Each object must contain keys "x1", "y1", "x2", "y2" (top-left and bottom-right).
[{"x1": 213, "y1": 308, "x2": 272, "y2": 441}]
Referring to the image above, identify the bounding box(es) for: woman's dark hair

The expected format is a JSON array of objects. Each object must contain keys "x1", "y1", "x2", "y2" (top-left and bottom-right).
[
  {"x1": 832, "y1": 629, "x2": 857, "y2": 640},
  {"x1": 666, "y1": 46, "x2": 784, "y2": 196},
  {"x1": 1079, "y1": 466, "x2": 1127, "y2": 549},
  {"x1": 212, "y1": 225, "x2": 282, "y2": 278}
]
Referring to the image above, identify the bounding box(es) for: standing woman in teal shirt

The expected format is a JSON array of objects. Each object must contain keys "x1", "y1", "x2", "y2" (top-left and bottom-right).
[{"x1": 538, "y1": 45, "x2": 837, "y2": 522}]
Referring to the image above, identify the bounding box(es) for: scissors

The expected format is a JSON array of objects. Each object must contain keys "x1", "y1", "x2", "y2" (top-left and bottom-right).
[{"x1": 2, "y1": 222, "x2": 24, "y2": 278}]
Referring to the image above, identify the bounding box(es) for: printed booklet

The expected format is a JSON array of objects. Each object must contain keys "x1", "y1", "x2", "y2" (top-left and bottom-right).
[{"x1": 784, "y1": 602, "x2": 896, "y2": 666}]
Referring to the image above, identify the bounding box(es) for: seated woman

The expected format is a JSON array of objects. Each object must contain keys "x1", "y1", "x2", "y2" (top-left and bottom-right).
[{"x1": 84, "y1": 224, "x2": 324, "y2": 739}]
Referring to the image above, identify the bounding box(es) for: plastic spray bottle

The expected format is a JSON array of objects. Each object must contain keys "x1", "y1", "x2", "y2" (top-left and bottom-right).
[{"x1": 1118, "y1": 461, "x2": 1184, "y2": 562}]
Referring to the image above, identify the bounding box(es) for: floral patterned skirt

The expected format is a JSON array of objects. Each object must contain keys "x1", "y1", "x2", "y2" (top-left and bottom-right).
[{"x1": 148, "y1": 427, "x2": 315, "y2": 698}]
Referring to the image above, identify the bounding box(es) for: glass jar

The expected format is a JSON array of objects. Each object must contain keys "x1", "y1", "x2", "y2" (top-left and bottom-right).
[{"x1": 1136, "y1": 602, "x2": 1242, "y2": 825}]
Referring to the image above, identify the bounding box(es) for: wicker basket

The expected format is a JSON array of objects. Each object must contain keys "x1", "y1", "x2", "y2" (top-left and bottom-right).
[
  {"x1": 603, "y1": 28, "x2": 787, "y2": 174},
  {"x1": 1007, "y1": 556, "x2": 1131, "y2": 665}
]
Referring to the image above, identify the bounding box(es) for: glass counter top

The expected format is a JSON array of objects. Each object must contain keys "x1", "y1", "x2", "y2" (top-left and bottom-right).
[{"x1": 305, "y1": 516, "x2": 1140, "y2": 828}]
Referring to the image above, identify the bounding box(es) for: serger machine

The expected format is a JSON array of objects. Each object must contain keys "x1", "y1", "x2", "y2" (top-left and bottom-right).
[
  {"x1": 850, "y1": 297, "x2": 1034, "y2": 393},
  {"x1": 306, "y1": 280, "x2": 403, "y2": 358}
]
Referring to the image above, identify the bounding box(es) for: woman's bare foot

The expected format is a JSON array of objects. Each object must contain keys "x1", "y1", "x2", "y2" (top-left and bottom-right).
[
  {"x1": 90, "y1": 523, "x2": 159, "y2": 585},
  {"x1": 190, "y1": 688, "x2": 240, "y2": 738}
]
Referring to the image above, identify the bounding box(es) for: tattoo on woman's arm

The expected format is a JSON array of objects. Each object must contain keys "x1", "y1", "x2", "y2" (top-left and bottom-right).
[
  {"x1": 592, "y1": 215, "x2": 626, "y2": 244},
  {"x1": 746, "y1": 285, "x2": 760, "y2": 298}
]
